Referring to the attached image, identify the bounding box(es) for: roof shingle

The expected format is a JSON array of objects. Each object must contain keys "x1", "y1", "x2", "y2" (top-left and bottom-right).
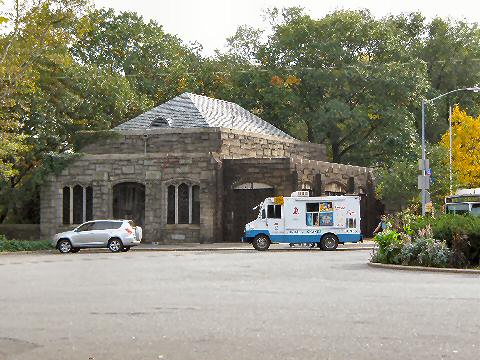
[{"x1": 113, "y1": 92, "x2": 292, "y2": 139}]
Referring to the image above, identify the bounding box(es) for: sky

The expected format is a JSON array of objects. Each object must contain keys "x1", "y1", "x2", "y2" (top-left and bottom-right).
[{"x1": 93, "y1": 0, "x2": 480, "y2": 55}]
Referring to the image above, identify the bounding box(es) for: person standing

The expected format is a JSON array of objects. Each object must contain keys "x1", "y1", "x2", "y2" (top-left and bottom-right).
[{"x1": 373, "y1": 215, "x2": 388, "y2": 235}]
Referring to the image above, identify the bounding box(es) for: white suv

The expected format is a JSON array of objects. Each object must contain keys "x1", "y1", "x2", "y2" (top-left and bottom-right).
[{"x1": 52, "y1": 220, "x2": 142, "y2": 253}]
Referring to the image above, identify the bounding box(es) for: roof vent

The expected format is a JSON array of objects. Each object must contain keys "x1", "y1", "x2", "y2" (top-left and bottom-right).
[{"x1": 150, "y1": 116, "x2": 172, "y2": 128}]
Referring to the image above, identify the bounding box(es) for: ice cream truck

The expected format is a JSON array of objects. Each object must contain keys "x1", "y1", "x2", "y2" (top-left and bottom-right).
[{"x1": 242, "y1": 191, "x2": 362, "y2": 251}]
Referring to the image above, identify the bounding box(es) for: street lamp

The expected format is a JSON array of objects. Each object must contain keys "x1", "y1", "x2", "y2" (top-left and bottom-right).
[{"x1": 420, "y1": 87, "x2": 480, "y2": 216}]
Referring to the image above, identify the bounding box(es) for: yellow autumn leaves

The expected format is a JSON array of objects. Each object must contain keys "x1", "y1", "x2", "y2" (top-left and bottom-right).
[
  {"x1": 270, "y1": 75, "x2": 301, "y2": 88},
  {"x1": 440, "y1": 105, "x2": 480, "y2": 187}
]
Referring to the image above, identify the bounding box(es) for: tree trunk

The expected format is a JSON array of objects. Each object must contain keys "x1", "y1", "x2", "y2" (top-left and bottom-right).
[
  {"x1": 331, "y1": 142, "x2": 341, "y2": 163},
  {"x1": 306, "y1": 120, "x2": 315, "y2": 143}
]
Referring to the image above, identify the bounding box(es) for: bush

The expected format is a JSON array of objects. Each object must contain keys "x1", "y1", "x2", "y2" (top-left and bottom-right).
[
  {"x1": 372, "y1": 229, "x2": 404, "y2": 265},
  {"x1": 412, "y1": 215, "x2": 480, "y2": 266},
  {"x1": 0, "y1": 237, "x2": 52, "y2": 252}
]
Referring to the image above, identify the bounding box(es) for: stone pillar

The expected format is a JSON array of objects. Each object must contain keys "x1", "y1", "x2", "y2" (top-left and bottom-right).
[
  {"x1": 92, "y1": 172, "x2": 110, "y2": 220},
  {"x1": 199, "y1": 160, "x2": 218, "y2": 243},
  {"x1": 145, "y1": 172, "x2": 162, "y2": 242},
  {"x1": 40, "y1": 179, "x2": 61, "y2": 240}
]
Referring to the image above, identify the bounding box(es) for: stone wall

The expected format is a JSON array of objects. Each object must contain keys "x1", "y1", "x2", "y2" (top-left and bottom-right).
[
  {"x1": 41, "y1": 152, "x2": 219, "y2": 243},
  {"x1": 81, "y1": 128, "x2": 327, "y2": 162}
]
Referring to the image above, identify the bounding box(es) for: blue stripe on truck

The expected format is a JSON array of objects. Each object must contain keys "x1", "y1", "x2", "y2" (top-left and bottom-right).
[{"x1": 243, "y1": 230, "x2": 362, "y2": 243}]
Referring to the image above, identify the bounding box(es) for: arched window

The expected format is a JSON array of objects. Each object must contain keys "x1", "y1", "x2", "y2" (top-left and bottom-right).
[
  {"x1": 178, "y1": 183, "x2": 189, "y2": 224},
  {"x1": 192, "y1": 185, "x2": 200, "y2": 224},
  {"x1": 167, "y1": 183, "x2": 200, "y2": 225},
  {"x1": 73, "y1": 185, "x2": 84, "y2": 224},
  {"x1": 62, "y1": 187, "x2": 71, "y2": 225},
  {"x1": 62, "y1": 185, "x2": 94, "y2": 225},
  {"x1": 167, "y1": 185, "x2": 176, "y2": 224}
]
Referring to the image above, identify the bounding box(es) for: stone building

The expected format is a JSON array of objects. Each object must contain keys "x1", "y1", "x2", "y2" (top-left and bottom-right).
[{"x1": 40, "y1": 92, "x2": 379, "y2": 243}]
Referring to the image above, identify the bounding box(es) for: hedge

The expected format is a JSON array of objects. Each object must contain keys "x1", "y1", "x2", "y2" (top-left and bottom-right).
[{"x1": 0, "y1": 235, "x2": 52, "y2": 252}]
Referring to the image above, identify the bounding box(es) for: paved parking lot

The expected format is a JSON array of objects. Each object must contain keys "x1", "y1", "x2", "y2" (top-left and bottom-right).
[{"x1": 1, "y1": 249, "x2": 479, "y2": 360}]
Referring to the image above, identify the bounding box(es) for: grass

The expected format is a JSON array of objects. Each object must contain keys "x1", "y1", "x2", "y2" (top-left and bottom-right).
[{"x1": 0, "y1": 238, "x2": 53, "y2": 252}]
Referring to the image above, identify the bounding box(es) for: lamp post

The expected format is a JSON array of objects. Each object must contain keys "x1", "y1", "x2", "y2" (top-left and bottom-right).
[
  {"x1": 449, "y1": 104, "x2": 452, "y2": 195},
  {"x1": 420, "y1": 87, "x2": 480, "y2": 216}
]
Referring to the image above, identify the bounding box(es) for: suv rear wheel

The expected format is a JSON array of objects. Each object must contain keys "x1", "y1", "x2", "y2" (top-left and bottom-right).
[
  {"x1": 108, "y1": 238, "x2": 123, "y2": 253},
  {"x1": 57, "y1": 239, "x2": 72, "y2": 254}
]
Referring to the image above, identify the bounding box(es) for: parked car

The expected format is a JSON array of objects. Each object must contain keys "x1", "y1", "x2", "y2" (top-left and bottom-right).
[{"x1": 52, "y1": 220, "x2": 142, "y2": 253}]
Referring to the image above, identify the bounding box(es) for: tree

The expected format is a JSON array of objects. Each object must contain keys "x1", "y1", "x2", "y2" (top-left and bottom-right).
[
  {"x1": 376, "y1": 145, "x2": 451, "y2": 212},
  {"x1": 440, "y1": 105, "x2": 480, "y2": 188},
  {"x1": 70, "y1": 8, "x2": 205, "y2": 104},
  {"x1": 221, "y1": 8, "x2": 429, "y2": 165}
]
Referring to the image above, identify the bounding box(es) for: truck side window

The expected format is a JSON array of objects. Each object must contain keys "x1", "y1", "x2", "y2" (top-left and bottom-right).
[
  {"x1": 306, "y1": 202, "x2": 333, "y2": 226},
  {"x1": 261, "y1": 209, "x2": 266, "y2": 219},
  {"x1": 267, "y1": 205, "x2": 281, "y2": 218},
  {"x1": 346, "y1": 218, "x2": 356, "y2": 228}
]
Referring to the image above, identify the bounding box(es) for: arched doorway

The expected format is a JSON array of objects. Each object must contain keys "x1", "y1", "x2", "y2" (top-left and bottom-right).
[
  {"x1": 227, "y1": 182, "x2": 274, "y2": 242},
  {"x1": 113, "y1": 182, "x2": 145, "y2": 226}
]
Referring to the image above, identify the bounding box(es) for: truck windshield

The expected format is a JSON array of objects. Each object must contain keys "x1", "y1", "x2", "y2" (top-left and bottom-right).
[{"x1": 446, "y1": 203, "x2": 469, "y2": 215}]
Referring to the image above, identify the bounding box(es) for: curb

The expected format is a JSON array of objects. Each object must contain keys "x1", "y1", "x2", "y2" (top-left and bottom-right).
[
  {"x1": 368, "y1": 262, "x2": 480, "y2": 275},
  {"x1": 0, "y1": 246, "x2": 374, "y2": 255}
]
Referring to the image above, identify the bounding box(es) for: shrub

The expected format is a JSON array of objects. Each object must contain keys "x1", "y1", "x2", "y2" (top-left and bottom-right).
[
  {"x1": 429, "y1": 215, "x2": 480, "y2": 265},
  {"x1": 0, "y1": 238, "x2": 52, "y2": 252},
  {"x1": 384, "y1": 214, "x2": 480, "y2": 267},
  {"x1": 372, "y1": 229, "x2": 404, "y2": 265}
]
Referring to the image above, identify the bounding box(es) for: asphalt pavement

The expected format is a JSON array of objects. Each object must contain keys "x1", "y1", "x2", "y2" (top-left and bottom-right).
[{"x1": 1, "y1": 249, "x2": 479, "y2": 360}]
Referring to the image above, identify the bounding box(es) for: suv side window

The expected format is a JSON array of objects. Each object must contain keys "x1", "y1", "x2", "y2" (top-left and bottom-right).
[
  {"x1": 76, "y1": 222, "x2": 94, "y2": 232},
  {"x1": 92, "y1": 221, "x2": 122, "y2": 230}
]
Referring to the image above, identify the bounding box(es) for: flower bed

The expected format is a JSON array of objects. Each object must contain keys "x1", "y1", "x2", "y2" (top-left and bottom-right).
[{"x1": 371, "y1": 214, "x2": 480, "y2": 269}]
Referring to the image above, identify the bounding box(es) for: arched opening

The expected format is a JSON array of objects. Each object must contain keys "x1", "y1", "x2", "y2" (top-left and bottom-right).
[
  {"x1": 228, "y1": 182, "x2": 274, "y2": 242},
  {"x1": 113, "y1": 182, "x2": 145, "y2": 226},
  {"x1": 324, "y1": 182, "x2": 347, "y2": 196}
]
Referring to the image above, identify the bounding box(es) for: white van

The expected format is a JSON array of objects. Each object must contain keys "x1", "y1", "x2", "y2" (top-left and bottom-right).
[{"x1": 242, "y1": 191, "x2": 362, "y2": 251}]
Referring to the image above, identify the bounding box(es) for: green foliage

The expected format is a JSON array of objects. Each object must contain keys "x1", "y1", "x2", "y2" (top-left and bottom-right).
[
  {"x1": 0, "y1": 236, "x2": 52, "y2": 252},
  {"x1": 372, "y1": 229, "x2": 404, "y2": 264},
  {"x1": 373, "y1": 214, "x2": 480, "y2": 268},
  {"x1": 376, "y1": 145, "x2": 452, "y2": 211},
  {"x1": 400, "y1": 237, "x2": 451, "y2": 268}
]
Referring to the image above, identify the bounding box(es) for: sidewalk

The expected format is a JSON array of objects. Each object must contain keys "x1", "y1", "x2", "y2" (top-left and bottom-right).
[{"x1": 132, "y1": 241, "x2": 375, "y2": 252}]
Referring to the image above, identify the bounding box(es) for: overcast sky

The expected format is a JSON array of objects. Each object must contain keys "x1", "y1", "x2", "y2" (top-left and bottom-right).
[{"x1": 92, "y1": 0, "x2": 480, "y2": 55}]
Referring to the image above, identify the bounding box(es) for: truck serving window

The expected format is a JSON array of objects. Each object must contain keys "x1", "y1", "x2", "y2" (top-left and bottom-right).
[
  {"x1": 267, "y1": 204, "x2": 281, "y2": 218},
  {"x1": 306, "y1": 202, "x2": 334, "y2": 227}
]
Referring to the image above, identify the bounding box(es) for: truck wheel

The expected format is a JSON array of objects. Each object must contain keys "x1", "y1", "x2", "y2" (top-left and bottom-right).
[
  {"x1": 253, "y1": 234, "x2": 271, "y2": 251},
  {"x1": 319, "y1": 234, "x2": 338, "y2": 251}
]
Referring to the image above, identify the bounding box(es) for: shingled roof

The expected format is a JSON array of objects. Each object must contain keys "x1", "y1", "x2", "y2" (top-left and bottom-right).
[{"x1": 113, "y1": 92, "x2": 292, "y2": 139}]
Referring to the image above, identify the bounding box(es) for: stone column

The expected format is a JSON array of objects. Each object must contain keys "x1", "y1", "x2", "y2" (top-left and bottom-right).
[
  {"x1": 145, "y1": 171, "x2": 162, "y2": 242},
  {"x1": 40, "y1": 179, "x2": 61, "y2": 240},
  {"x1": 92, "y1": 171, "x2": 110, "y2": 220}
]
